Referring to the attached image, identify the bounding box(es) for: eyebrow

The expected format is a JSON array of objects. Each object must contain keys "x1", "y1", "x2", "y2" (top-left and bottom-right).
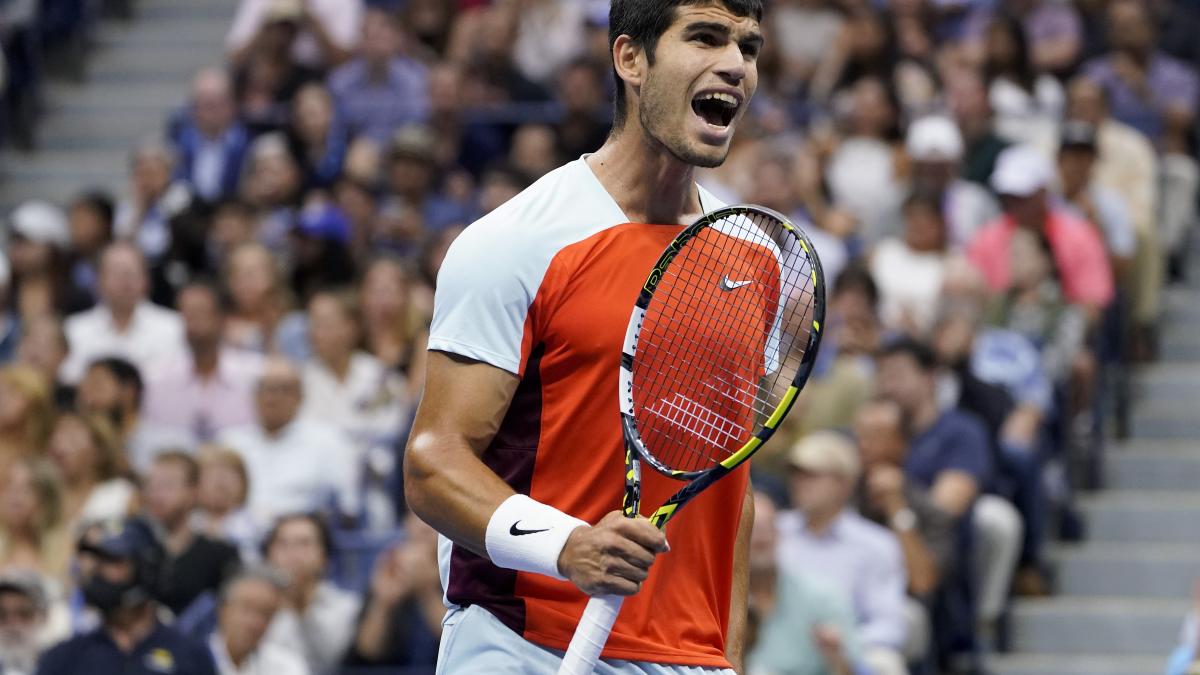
[{"x1": 683, "y1": 21, "x2": 765, "y2": 50}]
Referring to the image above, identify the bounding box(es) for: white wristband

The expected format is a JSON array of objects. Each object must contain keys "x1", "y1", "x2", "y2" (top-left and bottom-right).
[{"x1": 485, "y1": 494, "x2": 588, "y2": 580}]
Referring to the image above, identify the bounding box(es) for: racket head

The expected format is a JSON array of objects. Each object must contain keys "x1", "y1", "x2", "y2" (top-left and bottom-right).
[{"x1": 618, "y1": 205, "x2": 826, "y2": 482}]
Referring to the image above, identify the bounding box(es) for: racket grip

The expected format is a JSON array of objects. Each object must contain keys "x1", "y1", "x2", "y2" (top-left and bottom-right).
[{"x1": 557, "y1": 594, "x2": 625, "y2": 675}]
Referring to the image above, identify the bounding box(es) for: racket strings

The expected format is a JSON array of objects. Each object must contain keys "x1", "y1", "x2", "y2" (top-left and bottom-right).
[{"x1": 632, "y1": 211, "x2": 819, "y2": 474}]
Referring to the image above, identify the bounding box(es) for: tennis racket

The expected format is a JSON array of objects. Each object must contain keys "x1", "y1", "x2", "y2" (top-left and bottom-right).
[{"x1": 557, "y1": 204, "x2": 826, "y2": 674}]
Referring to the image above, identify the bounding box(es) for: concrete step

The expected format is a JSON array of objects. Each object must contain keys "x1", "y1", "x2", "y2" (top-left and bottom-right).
[
  {"x1": 85, "y1": 44, "x2": 217, "y2": 81},
  {"x1": 35, "y1": 108, "x2": 167, "y2": 151},
  {"x1": 0, "y1": 175, "x2": 123, "y2": 211},
  {"x1": 1052, "y1": 543, "x2": 1200, "y2": 598},
  {"x1": 94, "y1": 18, "x2": 230, "y2": 48},
  {"x1": 1133, "y1": 364, "x2": 1200, "y2": 404},
  {"x1": 0, "y1": 149, "x2": 129, "y2": 179},
  {"x1": 1009, "y1": 596, "x2": 1187, "y2": 655},
  {"x1": 1078, "y1": 491, "x2": 1200, "y2": 543},
  {"x1": 44, "y1": 81, "x2": 187, "y2": 113},
  {"x1": 1106, "y1": 441, "x2": 1200, "y2": 490},
  {"x1": 985, "y1": 653, "x2": 1165, "y2": 675}
]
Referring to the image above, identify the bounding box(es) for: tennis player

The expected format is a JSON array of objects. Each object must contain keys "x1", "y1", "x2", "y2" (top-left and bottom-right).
[{"x1": 404, "y1": 1, "x2": 764, "y2": 672}]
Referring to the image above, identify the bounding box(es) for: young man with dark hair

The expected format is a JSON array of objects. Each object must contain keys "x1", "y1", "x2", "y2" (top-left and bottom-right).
[{"x1": 405, "y1": 1, "x2": 764, "y2": 672}]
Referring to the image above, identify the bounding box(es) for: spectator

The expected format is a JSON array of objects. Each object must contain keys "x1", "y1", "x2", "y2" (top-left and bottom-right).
[
  {"x1": 555, "y1": 58, "x2": 611, "y2": 160},
  {"x1": 288, "y1": 203, "x2": 357, "y2": 303},
  {"x1": 35, "y1": 517, "x2": 217, "y2": 675},
  {"x1": 825, "y1": 76, "x2": 906, "y2": 244},
  {"x1": 300, "y1": 289, "x2": 408, "y2": 449},
  {"x1": 982, "y1": 14, "x2": 1065, "y2": 153},
  {"x1": 13, "y1": 317, "x2": 70, "y2": 408},
  {"x1": 810, "y1": 8, "x2": 897, "y2": 103},
  {"x1": 59, "y1": 242, "x2": 185, "y2": 385},
  {"x1": 260, "y1": 514, "x2": 359, "y2": 675},
  {"x1": 0, "y1": 571, "x2": 67, "y2": 675},
  {"x1": 192, "y1": 447, "x2": 259, "y2": 560},
  {"x1": 346, "y1": 513, "x2": 443, "y2": 669},
  {"x1": 205, "y1": 201, "x2": 258, "y2": 278},
  {"x1": 5, "y1": 201, "x2": 91, "y2": 318},
  {"x1": 1064, "y1": 75, "x2": 1161, "y2": 356},
  {"x1": 112, "y1": 140, "x2": 197, "y2": 280},
  {"x1": 359, "y1": 257, "x2": 428, "y2": 402},
  {"x1": 508, "y1": 124, "x2": 561, "y2": 182},
  {"x1": 222, "y1": 243, "x2": 288, "y2": 354},
  {"x1": 903, "y1": 115, "x2": 1000, "y2": 250},
  {"x1": 1082, "y1": 0, "x2": 1199, "y2": 148},
  {"x1": 227, "y1": 0, "x2": 364, "y2": 70},
  {"x1": 746, "y1": 490, "x2": 866, "y2": 675},
  {"x1": 142, "y1": 283, "x2": 263, "y2": 447},
  {"x1": 776, "y1": 431, "x2": 909, "y2": 675},
  {"x1": 869, "y1": 193, "x2": 953, "y2": 336},
  {"x1": 172, "y1": 69, "x2": 251, "y2": 204},
  {"x1": 1054, "y1": 121, "x2": 1136, "y2": 275},
  {"x1": 0, "y1": 366, "x2": 52, "y2": 469},
  {"x1": 76, "y1": 357, "x2": 188, "y2": 474},
  {"x1": 208, "y1": 566, "x2": 308, "y2": 675},
  {"x1": 944, "y1": 68, "x2": 1009, "y2": 187},
  {"x1": 967, "y1": 144, "x2": 1114, "y2": 322},
  {"x1": 765, "y1": 0, "x2": 844, "y2": 97},
  {"x1": 327, "y1": 8, "x2": 429, "y2": 145},
  {"x1": 239, "y1": 133, "x2": 304, "y2": 250},
  {"x1": 44, "y1": 412, "x2": 135, "y2": 530},
  {"x1": 218, "y1": 357, "x2": 361, "y2": 527},
  {"x1": 141, "y1": 452, "x2": 241, "y2": 617},
  {"x1": 286, "y1": 83, "x2": 347, "y2": 189},
  {"x1": 386, "y1": 125, "x2": 469, "y2": 232},
  {"x1": 64, "y1": 192, "x2": 115, "y2": 305},
  {"x1": 0, "y1": 458, "x2": 70, "y2": 584}
]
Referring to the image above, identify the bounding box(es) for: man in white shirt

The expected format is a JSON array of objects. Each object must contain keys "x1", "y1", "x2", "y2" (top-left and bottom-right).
[
  {"x1": 218, "y1": 356, "x2": 361, "y2": 528},
  {"x1": 60, "y1": 242, "x2": 184, "y2": 384},
  {"x1": 776, "y1": 431, "x2": 910, "y2": 675},
  {"x1": 209, "y1": 566, "x2": 310, "y2": 675},
  {"x1": 143, "y1": 283, "x2": 262, "y2": 445}
]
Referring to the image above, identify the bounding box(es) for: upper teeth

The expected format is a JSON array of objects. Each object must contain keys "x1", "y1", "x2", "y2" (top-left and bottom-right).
[{"x1": 701, "y1": 92, "x2": 738, "y2": 107}]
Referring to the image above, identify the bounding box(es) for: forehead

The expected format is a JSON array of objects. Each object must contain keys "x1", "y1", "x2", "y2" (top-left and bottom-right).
[{"x1": 666, "y1": 3, "x2": 761, "y2": 36}]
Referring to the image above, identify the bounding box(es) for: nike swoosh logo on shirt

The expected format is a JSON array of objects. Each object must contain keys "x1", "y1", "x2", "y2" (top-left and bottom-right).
[
  {"x1": 720, "y1": 276, "x2": 753, "y2": 291},
  {"x1": 510, "y1": 522, "x2": 551, "y2": 536}
]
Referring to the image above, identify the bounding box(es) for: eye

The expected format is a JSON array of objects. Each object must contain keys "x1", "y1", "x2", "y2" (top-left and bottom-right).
[{"x1": 693, "y1": 32, "x2": 721, "y2": 47}]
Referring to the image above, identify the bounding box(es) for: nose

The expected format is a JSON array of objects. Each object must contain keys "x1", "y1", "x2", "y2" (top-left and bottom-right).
[{"x1": 713, "y1": 42, "x2": 746, "y2": 85}]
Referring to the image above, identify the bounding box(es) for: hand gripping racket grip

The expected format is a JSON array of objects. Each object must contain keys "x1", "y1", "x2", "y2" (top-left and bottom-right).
[{"x1": 557, "y1": 594, "x2": 625, "y2": 674}]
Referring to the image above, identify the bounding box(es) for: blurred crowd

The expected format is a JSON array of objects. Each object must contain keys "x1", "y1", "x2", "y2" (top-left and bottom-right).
[{"x1": 0, "y1": 0, "x2": 1197, "y2": 674}]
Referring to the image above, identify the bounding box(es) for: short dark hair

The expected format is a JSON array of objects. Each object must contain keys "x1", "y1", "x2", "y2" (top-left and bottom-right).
[
  {"x1": 608, "y1": 0, "x2": 763, "y2": 129},
  {"x1": 178, "y1": 279, "x2": 228, "y2": 315},
  {"x1": 878, "y1": 336, "x2": 938, "y2": 372},
  {"x1": 832, "y1": 263, "x2": 879, "y2": 309},
  {"x1": 71, "y1": 191, "x2": 115, "y2": 230},
  {"x1": 88, "y1": 357, "x2": 144, "y2": 409},
  {"x1": 864, "y1": 396, "x2": 914, "y2": 441}
]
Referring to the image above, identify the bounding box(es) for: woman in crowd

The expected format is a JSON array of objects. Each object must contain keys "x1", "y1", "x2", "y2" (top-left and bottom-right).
[
  {"x1": 288, "y1": 83, "x2": 348, "y2": 190},
  {"x1": 0, "y1": 457, "x2": 71, "y2": 584},
  {"x1": 0, "y1": 365, "x2": 54, "y2": 471},
  {"x1": 223, "y1": 242, "x2": 290, "y2": 354},
  {"x1": 982, "y1": 14, "x2": 1065, "y2": 153},
  {"x1": 870, "y1": 192, "x2": 955, "y2": 336},
  {"x1": 193, "y1": 445, "x2": 259, "y2": 560},
  {"x1": 45, "y1": 412, "x2": 136, "y2": 530},
  {"x1": 359, "y1": 257, "x2": 428, "y2": 401}
]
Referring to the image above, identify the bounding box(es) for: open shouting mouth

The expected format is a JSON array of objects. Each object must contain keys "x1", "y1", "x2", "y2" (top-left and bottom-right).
[{"x1": 691, "y1": 90, "x2": 741, "y2": 130}]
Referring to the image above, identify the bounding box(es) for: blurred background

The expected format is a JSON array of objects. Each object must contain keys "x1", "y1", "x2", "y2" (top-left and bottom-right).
[{"x1": 0, "y1": 0, "x2": 1198, "y2": 674}]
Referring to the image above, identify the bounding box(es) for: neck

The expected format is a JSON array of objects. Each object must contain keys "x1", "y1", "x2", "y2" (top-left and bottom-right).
[
  {"x1": 106, "y1": 603, "x2": 156, "y2": 653},
  {"x1": 324, "y1": 352, "x2": 352, "y2": 380},
  {"x1": 262, "y1": 419, "x2": 291, "y2": 437},
  {"x1": 586, "y1": 127, "x2": 703, "y2": 225},
  {"x1": 164, "y1": 519, "x2": 194, "y2": 555},
  {"x1": 192, "y1": 348, "x2": 220, "y2": 377},
  {"x1": 804, "y1": 508, "x2": 840, "y2": 535},
  {"x1": 225, "y1": 635, "x2": 252, "y2": 667},
  {"x1": 109, "y1": 303, "x2": 137, "y2": 330}
]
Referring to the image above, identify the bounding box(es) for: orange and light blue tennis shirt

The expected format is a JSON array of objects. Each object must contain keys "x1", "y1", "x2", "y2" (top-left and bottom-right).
[{"x1": 428, "y1": 158, "x2": 753, "y2": 668}]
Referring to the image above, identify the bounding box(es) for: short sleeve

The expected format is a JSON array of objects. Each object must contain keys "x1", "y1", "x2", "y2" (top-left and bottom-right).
[
  {"x1": 428, "y1": 225, "x2": 538, "y2": 376},
  {"x1": 947, "y1": 412, "x2": 993, "y2": 486}
]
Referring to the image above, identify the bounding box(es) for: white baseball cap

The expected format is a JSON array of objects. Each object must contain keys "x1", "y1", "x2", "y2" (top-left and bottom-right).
[
  {"x1": 906, "y1": 115, "x2": 963, "y2": 161},
  {"x1": 990, "y1": 144, "x2": 1054, "y2": 197},
  {"x1": 8, "y1": 200, "x2": 70, "y2": 248}
]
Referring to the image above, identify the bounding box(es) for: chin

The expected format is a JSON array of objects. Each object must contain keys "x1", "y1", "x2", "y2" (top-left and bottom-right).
[{"x1": 671, "y1": 141, "x2": 730, "y2": 169}]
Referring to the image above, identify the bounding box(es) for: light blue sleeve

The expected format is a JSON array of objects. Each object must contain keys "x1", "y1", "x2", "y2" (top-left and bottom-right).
[
  {"x1": 1165, "y1": 644, "x2": 1198, "y2": 675},
  {"x1": 857, "y1": 532, "x2": 909, "y2": 649}
]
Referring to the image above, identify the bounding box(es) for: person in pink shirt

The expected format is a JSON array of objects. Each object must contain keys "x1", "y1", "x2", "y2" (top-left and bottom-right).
[{"x1": 967, "y1": 144, "x2": 1114, "y2": 324}]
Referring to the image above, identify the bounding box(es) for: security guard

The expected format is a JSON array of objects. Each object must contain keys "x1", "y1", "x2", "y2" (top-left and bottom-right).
[{"x1": 35, "y1": 516, "x2": 217, "y2": 675}]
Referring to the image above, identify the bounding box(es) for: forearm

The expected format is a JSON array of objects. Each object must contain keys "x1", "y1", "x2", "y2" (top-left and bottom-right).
[
  {"x1": 404, "y1": 429, "x2": 514, "y2": 557},
  {"x1": 725, "y1": 482, "x2": 754, "y2": 672},
  {"x1": 353, "y1": 598, "x2": 398, "y2": 661},
  {"x1": 893, "y1": 528, "x2": 940, "y2": 597}
]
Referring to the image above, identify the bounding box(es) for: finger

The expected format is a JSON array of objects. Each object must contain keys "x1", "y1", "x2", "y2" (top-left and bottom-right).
[
  {"x1": 613, "y1": 517, "x2": 669, "y2": 553},
  {"x1": 604, "y1": 556, "x2": 650, "y2": 584},
  {"x1": 595, "y1": 577, "x2": 641, "y2": 597},
  {"x1": 604, "y1": 535, "x2": 656, "y2": 570}
]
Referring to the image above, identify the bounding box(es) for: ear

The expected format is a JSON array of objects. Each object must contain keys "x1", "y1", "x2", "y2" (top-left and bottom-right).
[{"x1": 612, "y1": 34, "x2": 646, "y2": 96}]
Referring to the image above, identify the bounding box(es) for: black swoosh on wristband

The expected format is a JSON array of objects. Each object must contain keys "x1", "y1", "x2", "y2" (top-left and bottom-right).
[{"x1": 510, "y1": 521, "x2": 551, "y2": 536}]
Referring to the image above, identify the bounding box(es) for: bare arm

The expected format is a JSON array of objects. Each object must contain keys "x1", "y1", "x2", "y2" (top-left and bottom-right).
[
  {"x1": 725, "y1": 481, "x2": 754, "y2": 673},
  {"x1": 404, "y1": 351, "x2": 667, "y2": 594},
  {"x1": 403, "y1": 351, "x2": 523, "y2": 554}
]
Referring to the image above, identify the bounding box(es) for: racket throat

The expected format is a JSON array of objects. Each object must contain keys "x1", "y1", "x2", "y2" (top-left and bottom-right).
[{"x1": 622, "y1": 447, "x2": 642, "y2": 518}]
